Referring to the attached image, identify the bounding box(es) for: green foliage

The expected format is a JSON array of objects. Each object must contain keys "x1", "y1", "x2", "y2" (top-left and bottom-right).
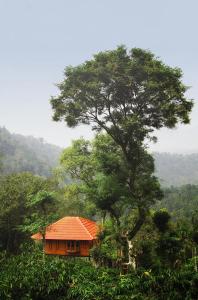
[
  {"x1": 90, "y1": 242, "x2": 118, "y2": 267},
  {"x1": 58, "y1": 184, "x2": 97, "y2": 219},
  {"x1": 0, "y1": 247, "x2": 71, "y2": 299},
  {"x1": 0, "y1": 248, "x2": 198, "y2": 300},
  {"x1": 152, "y1": 209, "x2": 171, "y2": 232},
  {"x1": 51, "y1": 46, "x2": 192, "y2": 136},
  {"x1": 192, "y1": 231, "x2": 198, "y2": 245},
  {"x1": 156, "y1": 233, "x2": 183, "y2": 268},
  {"x1": 0, "y1": 173, "x2": 58, "y2": 252},
  {"x1": 136, "y1": 239, "x2": 157, "y2": 269},
  {"x1": 59, "y1": 134, "x2": 163, "y2": 245},
  {"x1": 90, "y1": 220, "x2": 124, "y2": 267},
  {"x1": 22, "y1": 190, "x2": 58, "y2": 235}
]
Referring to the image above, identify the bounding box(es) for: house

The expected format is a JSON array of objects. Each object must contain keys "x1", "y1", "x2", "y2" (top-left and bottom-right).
[{"x1": 31, "y1": 216, "x2": 99, "y2": 257}]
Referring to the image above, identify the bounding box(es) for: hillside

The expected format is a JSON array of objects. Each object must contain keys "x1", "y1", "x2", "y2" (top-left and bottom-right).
[
  {"x1": 1, "y1": 127, "x2": 198, "y2": 185},
  {"x1": 0, "y1": 127, "x2": 62, "y2": 177},
  {"x1": 154, "y1": 152, "x2": 198, "y2": 186}
]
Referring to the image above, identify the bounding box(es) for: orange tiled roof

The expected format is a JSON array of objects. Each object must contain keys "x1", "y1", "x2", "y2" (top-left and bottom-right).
[{"x1": 31, "y1": 216, "x2": 99, "y2": 241}]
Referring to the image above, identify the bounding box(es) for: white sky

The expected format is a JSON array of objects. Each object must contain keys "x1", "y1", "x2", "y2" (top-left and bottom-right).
[{"x1": 0, "y1": 0, "x2": 197, "y2": 153}]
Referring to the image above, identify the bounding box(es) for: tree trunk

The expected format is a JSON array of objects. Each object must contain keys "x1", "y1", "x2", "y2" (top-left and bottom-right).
[
  {"x1": 193, "y1": 246, "x2": 197, "y2": 272},
  {"x1": 127, "y1": 208, "x2": 146, "y2": 240},
  {"x1": 126, "y1": 237, "x2": 136, "y2": 269}
]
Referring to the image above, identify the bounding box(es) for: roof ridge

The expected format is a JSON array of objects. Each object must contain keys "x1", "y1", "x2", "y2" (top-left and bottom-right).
[
  {"x1": 46, "y1": 216, "x2": 67, "y2": 230},
  {"x1": 77, "y1": 217, "x2": 93, "y2": 239},
  {"x1": 47, "y1": 215, "x2": 75, "y2": 225},
  {"x1": 79, "y1": 216, "x2": 95, "y2": 224}
]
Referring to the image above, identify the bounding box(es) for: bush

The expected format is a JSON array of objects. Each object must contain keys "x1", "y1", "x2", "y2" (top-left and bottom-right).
[{"x1": 0, "y1": 248, "x2": 198, "y2": 300}]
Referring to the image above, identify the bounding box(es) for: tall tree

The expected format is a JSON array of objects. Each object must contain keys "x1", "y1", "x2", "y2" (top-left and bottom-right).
[
  {"x1": 0, "y1": 173, "x2": 58, "y2": 253},
  {"x1": 51, "y1": 46, "x2": 193, "y2": 240}
]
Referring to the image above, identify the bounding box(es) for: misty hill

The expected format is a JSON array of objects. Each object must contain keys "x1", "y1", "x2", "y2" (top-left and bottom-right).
[
  {"x1": 1, "y1": 127, "x2": 198, "y2": 185},
  {"x1": 156, "y1": 184, "x2": 198, "y2": 219},
  {"x1": 154, "y1": 152, "x2": 198, "y2": 186},
  {"x1": 0, "y1": 127, "x2": 62, "y2": 177}
]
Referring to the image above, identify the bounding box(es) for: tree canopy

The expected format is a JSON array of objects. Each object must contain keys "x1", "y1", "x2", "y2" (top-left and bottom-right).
[{"x1": 51, "y1": 46, "x2": 193, "y2": 153}]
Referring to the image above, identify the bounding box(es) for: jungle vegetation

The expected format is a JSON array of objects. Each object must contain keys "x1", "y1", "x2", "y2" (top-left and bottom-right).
[{"x1": 0, "y1": 46, "x2": 197, "y2": 299}]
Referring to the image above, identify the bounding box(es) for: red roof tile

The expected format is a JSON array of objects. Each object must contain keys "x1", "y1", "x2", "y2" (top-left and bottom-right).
[{"x1": 31, "y1": 216, "x2": 99, "y2": 241}]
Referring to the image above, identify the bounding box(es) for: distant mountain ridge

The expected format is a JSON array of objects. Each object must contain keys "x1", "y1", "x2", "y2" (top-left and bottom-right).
[
  {"x1": 0, "y1": 127, "x2": 62, "y2": 177},
  {"x1": 154, "y1": 152, "x2": 198, "y2": 186},
  {"x1": 0, "y1": 127, "x2": 198, "y2": 185}
]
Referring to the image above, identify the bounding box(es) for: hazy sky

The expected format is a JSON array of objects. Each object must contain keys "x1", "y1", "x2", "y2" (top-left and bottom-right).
[{"x1": 0, "y1": 0, "x2": 197, "y2": 153}]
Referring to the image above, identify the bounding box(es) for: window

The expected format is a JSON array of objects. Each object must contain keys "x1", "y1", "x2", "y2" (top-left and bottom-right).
[
  {"x1": 66, "y1": 241, "x2": 79, "y2": 252},
  {"x1": 67, "y1": 241, "x2": 71, "y2": 249},
  {"x1": 56, "y1": 241, "x2": 59, "y2": 249},
  {"x1": 64, "y1": 241, "x2": 67, "y2": 249},
  {"x1": 71, "y1": 241, "x2": 75, "y2": 250},
  {"x1": 48, "y1": 241, "x2": 52, "y2": 249},
  {"x1": 76, "y1": 241, "x2": 80, "y2": 250},
  {"x1": 82, "y1": 240, "x2": 87, "y2": 246}
]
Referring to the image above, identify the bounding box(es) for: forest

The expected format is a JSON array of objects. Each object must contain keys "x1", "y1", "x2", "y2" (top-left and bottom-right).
[{"x1": 0, "y1": 46, "x2": 198, "y2": 299}]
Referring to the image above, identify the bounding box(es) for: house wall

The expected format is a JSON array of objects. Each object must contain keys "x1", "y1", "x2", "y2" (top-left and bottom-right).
[{"x1": 44, "y1": 240, "x2": 94, "y2": 256}]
